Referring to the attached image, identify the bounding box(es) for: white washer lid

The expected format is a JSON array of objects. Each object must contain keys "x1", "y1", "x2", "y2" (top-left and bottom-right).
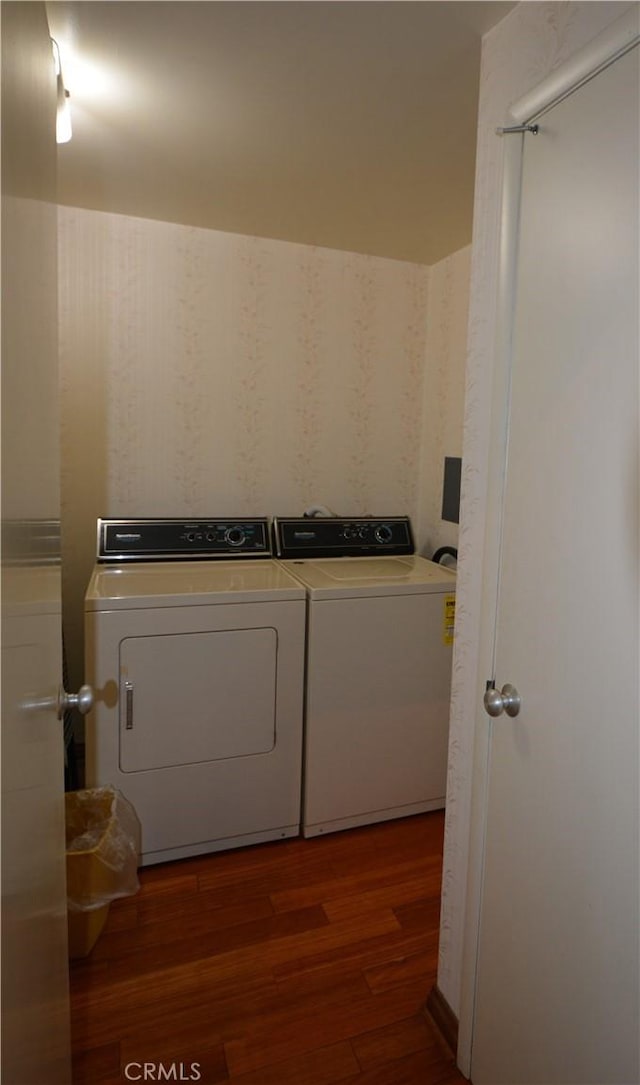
[
  {"x1": 280, "y1": 555, "x2": 456, "y2": 600},
  {"x1": 84, "y1": 560, "x2": 306, "y2": 610}
]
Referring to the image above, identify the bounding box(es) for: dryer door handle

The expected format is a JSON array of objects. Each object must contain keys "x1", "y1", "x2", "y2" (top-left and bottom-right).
[{"x1": 125, "y1": 681, "x2": 134, "y2": 729}]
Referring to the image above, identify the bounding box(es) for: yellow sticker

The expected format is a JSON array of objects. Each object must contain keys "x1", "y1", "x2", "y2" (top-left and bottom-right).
[{"x1": 443, "y1": 594, "x2": 456, "y2": 646}]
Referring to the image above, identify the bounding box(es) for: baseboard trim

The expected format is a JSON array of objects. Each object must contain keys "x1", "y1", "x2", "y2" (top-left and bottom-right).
[{"x1": 425, "y1": 983, "x2": 459, "y2": 1055}]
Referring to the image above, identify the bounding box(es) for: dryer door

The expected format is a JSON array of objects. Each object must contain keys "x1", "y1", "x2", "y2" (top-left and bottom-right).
[{"x1": 119, "y1": 627, "x2": 277, "y2": 772}]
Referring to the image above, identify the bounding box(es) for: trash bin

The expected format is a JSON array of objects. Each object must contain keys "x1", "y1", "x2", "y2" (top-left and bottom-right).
[{"x1": 65, "y1": 786, "x2": 141, "y2": 958}]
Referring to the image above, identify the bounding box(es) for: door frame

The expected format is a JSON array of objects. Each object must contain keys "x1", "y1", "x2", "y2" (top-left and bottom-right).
[{"x1": 456, "y1": 8, "x2": 640, "y2": 1076}]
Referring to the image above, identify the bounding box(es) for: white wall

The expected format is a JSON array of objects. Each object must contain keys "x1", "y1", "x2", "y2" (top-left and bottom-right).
[
  {"x1": 437, "y1": 0, "x2": 637, "y2": 1020},
  {"x1": 59, "y1": 208, "x2": 469, "y2": 691}
]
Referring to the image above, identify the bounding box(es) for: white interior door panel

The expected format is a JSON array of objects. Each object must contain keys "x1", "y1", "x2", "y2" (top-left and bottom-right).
[{"x1": 471, "y1": 43, "x2": 639, "y2": 1085}]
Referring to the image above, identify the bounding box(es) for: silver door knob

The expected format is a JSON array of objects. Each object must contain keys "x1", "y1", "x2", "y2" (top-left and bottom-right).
[
  {"x1": 483, "y1": 682, "x2": 521, "y2": 718},
  {"x1": 57, "y1": 684, "x2": 94, "y2": 718}
]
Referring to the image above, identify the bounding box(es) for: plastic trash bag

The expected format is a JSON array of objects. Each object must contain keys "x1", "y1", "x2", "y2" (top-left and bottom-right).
[{"x1": 65, "y1": 786, "x2": 141, "y2": 913}]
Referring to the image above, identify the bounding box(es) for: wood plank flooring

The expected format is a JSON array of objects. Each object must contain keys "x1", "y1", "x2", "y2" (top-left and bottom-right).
[{"x1": 69, "y1": 812, "x2": 468, "y2": 1085}]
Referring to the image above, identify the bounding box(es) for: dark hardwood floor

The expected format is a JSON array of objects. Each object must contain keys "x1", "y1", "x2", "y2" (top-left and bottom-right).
[{"x1": 69, "y1": 811, "x2": 468, "y2": 1085}]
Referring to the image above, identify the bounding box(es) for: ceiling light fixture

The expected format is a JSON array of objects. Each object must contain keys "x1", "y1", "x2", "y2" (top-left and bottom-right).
[{"x1": 51, "y1": 38, "x2": 72, "y2": 144}]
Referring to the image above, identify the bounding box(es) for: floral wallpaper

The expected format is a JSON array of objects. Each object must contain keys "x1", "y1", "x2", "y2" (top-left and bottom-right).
[
  {"x1": 437, "y1": 0, "x2": 636, "y2": 1023},
  {"x1": 59, "y1": 208, "x2": 468, "y2": 692},
  {"x1": 417, "y1": 246, "x2": 470, "y2": 556}
]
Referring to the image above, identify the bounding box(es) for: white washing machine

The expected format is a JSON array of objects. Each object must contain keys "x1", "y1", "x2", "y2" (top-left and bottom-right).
[
  {"x1": 84, "y1": 518, "x2": 306, "y2": 865},
  {"x1": 273, "y1": 516, "x2": 456, "y2": 837}
]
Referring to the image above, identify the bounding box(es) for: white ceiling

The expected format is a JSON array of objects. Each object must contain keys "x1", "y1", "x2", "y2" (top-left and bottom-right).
[{"x1": 47, "y1": 1, "x2": 515, "y2": 266}]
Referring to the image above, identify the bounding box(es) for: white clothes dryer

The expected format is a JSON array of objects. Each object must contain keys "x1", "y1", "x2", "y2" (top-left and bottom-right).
[
  {"x1": 85, "y1": 518, "x2": 306, "y2": 865},
  {"x1": 273, "y1": 517, "x2": 456, "y2": 837}
]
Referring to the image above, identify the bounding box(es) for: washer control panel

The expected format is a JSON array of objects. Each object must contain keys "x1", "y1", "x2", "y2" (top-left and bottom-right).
[
  {"x1": 97, "y1": 518, "x2": 270, "y2": 561},
  {"x1": 273, "y1": 517, "x2": 414, "y2": 559}
]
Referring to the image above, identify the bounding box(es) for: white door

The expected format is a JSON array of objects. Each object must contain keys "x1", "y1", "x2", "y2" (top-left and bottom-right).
[
  {"x1": 1, "y1": 4, "x2": 71, "y2": 1082},
  {"x1": 470, "y1": 43, "x2": 639, "y2": 1085}
]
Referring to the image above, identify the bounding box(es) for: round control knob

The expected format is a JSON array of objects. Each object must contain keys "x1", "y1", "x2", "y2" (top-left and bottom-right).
[
  {"x1": 225, "y1": 526, "x2": 246, "y2": 548},
  {"x1": 374, "y1": 524, "x2": 393, "y2": 544},
  {"x1": 343, "y1": 526, "x2": 356, "y2": 540}
]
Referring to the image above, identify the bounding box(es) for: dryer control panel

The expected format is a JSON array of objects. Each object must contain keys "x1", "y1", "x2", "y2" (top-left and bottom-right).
[
  {"x1": 97, "y1": 518, "x2": 271, "y2": 561},
  {"x1": 273, "y1": 517, "x2": 414, "y2": 559}
]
